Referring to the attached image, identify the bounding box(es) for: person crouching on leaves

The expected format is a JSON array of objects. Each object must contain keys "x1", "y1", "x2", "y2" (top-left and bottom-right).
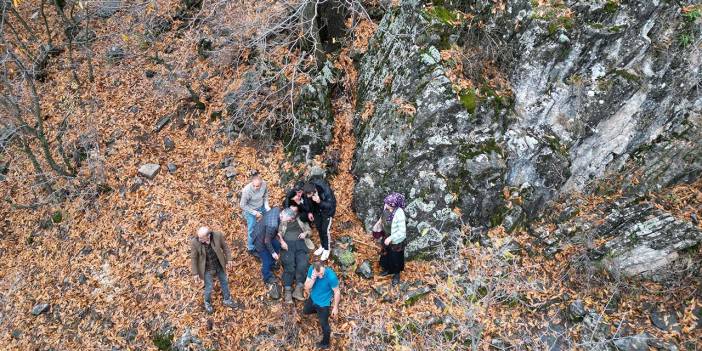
[
  {"x1": 371, "y1": 192, "x2": 407, "y2": 286},
  {"x1": 253, "y1": 206, "x2": 282, "y2": 299},
  {"x1": 279, "y1": 206, "x2": 312, "y2": 303},
  {"x1": 190, "y1": 226, "x2": 235, "y2": 314}
]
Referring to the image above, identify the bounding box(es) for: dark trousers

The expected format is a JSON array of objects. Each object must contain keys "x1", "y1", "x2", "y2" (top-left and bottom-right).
[
  {"x1": 281, "y1": 239, "x2": 309, "y2": 287},
  {"x1": 313, "y1": 215, "x2": 332, "y2": 250},
  {"x1": 380, "y1": 246, "x2": 405, "y2": 274},
  {"x1": 203, "y1": 268, "x2": 231, "y2": 304},
  {"x1": 257, "y1": 239, "x2": 281, "y2": 283},
  {"x1": 303, "y1": 298, "x2": 331, "y2": 345}
]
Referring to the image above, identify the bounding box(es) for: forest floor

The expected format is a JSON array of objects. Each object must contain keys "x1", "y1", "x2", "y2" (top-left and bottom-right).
[{"x1": 1, "y1": 0, "x2": 701, "y2": 350}]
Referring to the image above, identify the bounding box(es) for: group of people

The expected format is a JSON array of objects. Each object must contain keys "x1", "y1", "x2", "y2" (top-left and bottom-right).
[{"x1": 190, "y1": 171, "x2": 408, "y2": 349}]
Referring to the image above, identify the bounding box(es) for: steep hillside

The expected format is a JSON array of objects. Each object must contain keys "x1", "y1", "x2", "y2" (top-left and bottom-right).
[{"x1": 0, "y1": 0, "x2": 700, "y2": 350}]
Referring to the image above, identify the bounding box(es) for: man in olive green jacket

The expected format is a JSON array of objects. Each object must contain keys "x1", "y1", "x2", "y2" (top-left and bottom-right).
[{"x1": 191, "y1": 226, "x2": 234, "y2": 313}]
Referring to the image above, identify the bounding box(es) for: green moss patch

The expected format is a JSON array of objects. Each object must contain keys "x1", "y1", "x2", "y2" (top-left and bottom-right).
[
  {"x1": 459, "y1": 89, "x2": 478, "y2": 114},
  {"x1": 425, "y1": 6, "x2": 459, "y2": 26},
  {"x1": 603, "y1": 1, "x2": 619, "y2": 14},
  {"x1": 52, "y1": 211, "x2": 63, "y2": 224}
]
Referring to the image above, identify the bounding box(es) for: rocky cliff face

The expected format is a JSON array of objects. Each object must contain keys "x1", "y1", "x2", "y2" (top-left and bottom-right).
[
  {"x1": 225, "y1": 61, "x2": 337, "y2": 164},
  {"x1": 352, "y1": 0, "x2": 507, "y2": 257},
  {"x1": 351, "y1": 0, "x2": 702, "y2": 258}
]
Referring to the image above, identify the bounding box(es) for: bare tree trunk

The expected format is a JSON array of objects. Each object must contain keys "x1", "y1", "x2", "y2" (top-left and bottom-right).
[
  {"x1": 301, "y1": 0, "x2": 325, "y2": 67},
  {"x1": 40, "y1": 0, "x2": 53, "y2": 46},
  {"x1": 53, "y1": 0, "x2": 71, "y2": 25},
  {"x1": 20, "y1": 137, "x2": 55, "y2": 194},
  {"x1": 65, "y1": 35, "x2": 82, "y2": 86},
  {"x1": 26, "y1": 73, "x2": 75, "y2": 177},
  {"x1": 5, "y1": 20, "x2": 36, "y2": 62},
  {"x1": 9, "y1": 5, "x2": 39, "y2": 43},
  {"x1": 56, "y1": 116, "x2": 76, "y2": 175},
  {"x1": 4, "y1": 45, "x2": 76, "y2": 177},
  {"x1": 82, "y1": 6, "x2": 94, "y2": 82}
]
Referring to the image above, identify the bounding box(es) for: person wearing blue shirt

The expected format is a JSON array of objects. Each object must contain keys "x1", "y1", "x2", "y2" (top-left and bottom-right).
[{"x1": 303, "y1": 260, "x2": 340, "y2": 349}]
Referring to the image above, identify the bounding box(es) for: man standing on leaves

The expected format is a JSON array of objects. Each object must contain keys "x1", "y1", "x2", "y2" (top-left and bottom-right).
[
  {"x1": 303, "y1": 178, "x2": 336, "y2": 261},
  {"x1": 253, "y1": 206, "x2": 282, "y2": 299},
  {"x1": 303, "y1": 260, "x2": 340, "y2": 349},
  {"x1": 240, "y1": 170, "x2": 270, "y2": 258},
  {"x1": 279, "y1": 206, "x2": 312, "y2": 303},
  {"x1": 191, "y1": 226, "x2": 235, "y2": 314}
]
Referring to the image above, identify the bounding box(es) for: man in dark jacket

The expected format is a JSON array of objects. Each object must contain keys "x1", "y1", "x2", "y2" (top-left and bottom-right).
[
  {"x1": 283, "y1": 181, "x2": 310, "y2": 222},
  {"x1": 190, "y1": 226, "x2": 234, "y2": 314},
  {"x1": 253, "y1": 207, "x2": 282, "y2": 299},
  {"x1": 303, "y1": 178, "x2": 337, "y2": 261}
]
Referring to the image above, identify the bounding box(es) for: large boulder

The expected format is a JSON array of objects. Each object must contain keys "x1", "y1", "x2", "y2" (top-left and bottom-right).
[
  {"x1": 285, "y1": 61, "x2": 336, "y2": 163},
  {"x1": 352, "y1": 0, "x2": 506, "y2": 258},
  {"x1": 352, "y1": 0, "x2": 702, "y2": 258},
  {"x1": 591, "y1": 201, "x2": 702, "y2": 280},
  {"x1": 224, "y1": 61, "x2": 336, "y2": 163},
  {"x1": 505, "y1": 0, "x2": 702, "y2": 208}
]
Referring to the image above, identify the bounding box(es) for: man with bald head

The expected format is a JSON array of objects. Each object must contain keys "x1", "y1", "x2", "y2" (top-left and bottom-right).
[{"x1": 191, "y1": 226, "x2": 234, "y2": 314}]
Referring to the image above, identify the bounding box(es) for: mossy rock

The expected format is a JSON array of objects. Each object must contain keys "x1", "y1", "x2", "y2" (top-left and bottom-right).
[
  {"x1": 152, "y1": 330, "x2": 173, "y2": 350},
  {"x1": 51, "y1": 211, "x2": 63, "y2": 224},
  {"x1": 333, "y1": 249, "x2": 356, "y2": 270},
  {"x1": 425, "y1": 6, "x2": 459, "y2": 26},
  {"x1": 459, "y1": 89, "x2": 478, "y2": 114},
  {"x1": 603, "y1": 1, "x2": 619, "y2": 14}
]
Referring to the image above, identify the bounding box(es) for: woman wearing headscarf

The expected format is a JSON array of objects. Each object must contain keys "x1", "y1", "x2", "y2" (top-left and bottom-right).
[{"x1": 372, "y1": 192, "x2": 407, "y2": 285}]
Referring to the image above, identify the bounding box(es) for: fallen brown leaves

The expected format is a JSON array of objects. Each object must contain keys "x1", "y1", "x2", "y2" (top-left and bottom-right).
[{"x1": 1, "y1": 1, "x2": 700, "y2": 350}]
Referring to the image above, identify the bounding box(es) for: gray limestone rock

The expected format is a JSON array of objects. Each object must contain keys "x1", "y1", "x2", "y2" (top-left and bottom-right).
[
  {"x1": 32, "y1": 303, "x2": 50, "y2": 316},
  {"x1": 351, "y1": 0, "x2": 702, "y2": 259},
  {"x1": 138, "y1": 163, "x2": 160, "y2": 179}
]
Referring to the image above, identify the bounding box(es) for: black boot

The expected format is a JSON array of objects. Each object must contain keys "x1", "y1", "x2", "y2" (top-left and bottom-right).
[
  {"x1": 379, "y1": 270, "x2": 391, "y2": 277},
  {"x1": 392, "y1": 273, "x2": 401, "y2": 286},
  {"x1": 316, "y1": 340, "x2": 330, "y2": 349}
]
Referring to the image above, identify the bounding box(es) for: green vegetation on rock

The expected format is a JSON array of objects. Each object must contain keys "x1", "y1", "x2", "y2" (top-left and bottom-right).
[
  {"x1": 152, "y1": 330, "x2": 174, "y2": 351},
  {"x1": 425, "y1": 6, "x2": 459, "y2": 26},
  {"x1": 545, "y1": 134, "x2": 569, "y2": 157},
  {"x1": 611, "y1": 69, "x2": 641, "y2": 83},
  {"x1": 603, "y1": 1, "x2": 619, "y2": 14},
  {"x1": 459, "y1": 89, "x2": 478, "y2": 114},
  {"x1": 458, "y1": 139, "x2": 505, "y2": 162},
  {"x1": 52, "y1": 211, "x2": 63, "y2": 224}
]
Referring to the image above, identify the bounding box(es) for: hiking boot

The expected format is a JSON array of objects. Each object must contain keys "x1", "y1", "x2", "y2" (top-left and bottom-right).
[
  {"x1": 316, "y1": 341, "x2": 330, "y2": 349},
  {"x1": 223, "y1": 298, "x2": 235, "y2": 308},
  {"x1": 314, "y1": 246, "x2": 324, "y2": 256},
  {"x1": 204, "y1": 302, "x2": 214, "y2": 314},
  {"x1": 379, "y1": 270, "x2": 391, "y2": 277},
  {"x1": 392, "y1": 273, "x2": 401, "y2": 286},
  {"x1": 320, "y1": 249, "x2": 330, "y2": 261},
  {"x1": 284, "y1": 286, "x2": 293, "y2": 304},
  {"x1": 292, "y1": 285, "x2": 305, "y2": 301},
  {"x1": 268, "y1": 283, "x2": 281, "y2": 300}
]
